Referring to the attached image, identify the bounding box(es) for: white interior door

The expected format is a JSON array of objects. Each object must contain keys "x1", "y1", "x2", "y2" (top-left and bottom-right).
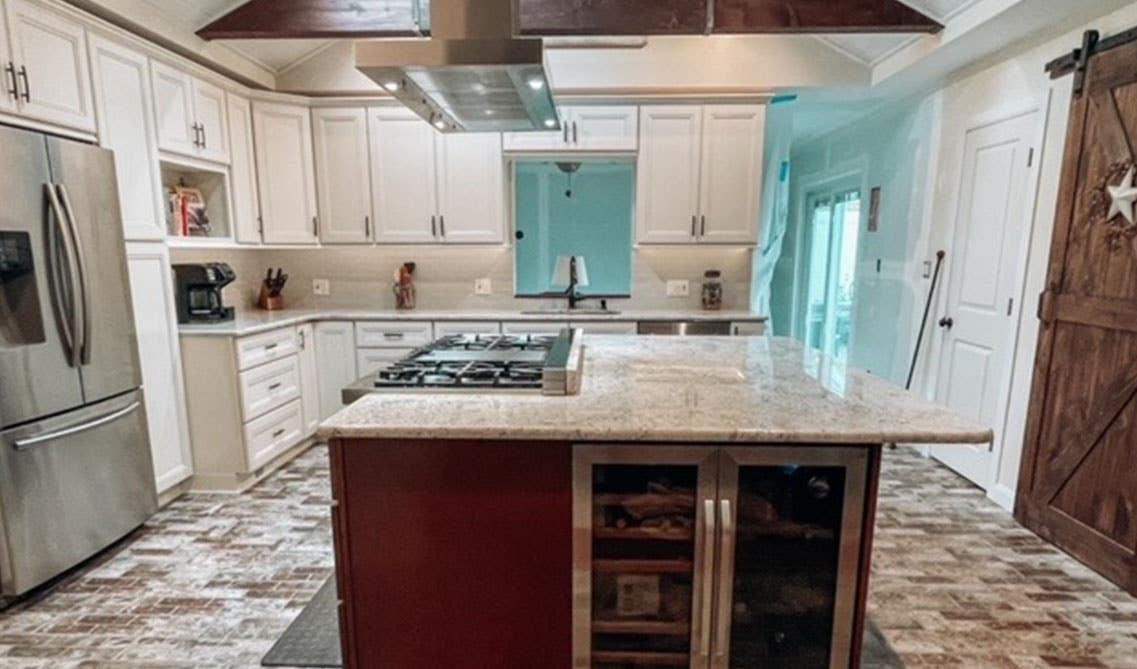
[
  {"x1": 313, "y1": 107, "x2": 373, "y2": 244},
  {"x1": 931, "y1": 112, "x2": 1038, "y2": 488},
  {"x1": 369, "y1": 108, "x2": 438, "y2": 243},
  {"x1": 435, "y1": 132, "x2": 503, "y2": 243},
  {"x1": 5, "y1": 0, "x2": 95, "y2": 132}
]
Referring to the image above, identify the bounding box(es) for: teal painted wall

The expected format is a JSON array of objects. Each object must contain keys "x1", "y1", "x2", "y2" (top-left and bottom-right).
[
  {"x1": 767, "y1": 95, "x2": 939, "y2": 384},
  {"x1": 515, "y1": 161, "x2": 635, "y2": 295}
]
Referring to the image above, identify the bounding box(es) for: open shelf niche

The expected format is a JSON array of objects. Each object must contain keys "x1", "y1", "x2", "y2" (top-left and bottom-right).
[{"x1": 160, "y1": 158, "x2": 233, "y2": 243}]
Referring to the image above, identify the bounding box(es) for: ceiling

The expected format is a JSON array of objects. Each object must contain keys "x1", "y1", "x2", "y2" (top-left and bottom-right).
[{"x1": 818, "y1": 0, "x2": 981, "y2": 64}]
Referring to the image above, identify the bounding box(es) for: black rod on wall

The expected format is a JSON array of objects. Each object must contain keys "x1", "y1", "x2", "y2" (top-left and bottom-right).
[{"x1": 905, "y1": 249, "x2": 946, "y2": 392}]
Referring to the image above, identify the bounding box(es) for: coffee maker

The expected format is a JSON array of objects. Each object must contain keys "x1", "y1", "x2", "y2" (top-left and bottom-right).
[{"x1": 172, "y1": 263, "x2": 236, "y2": 323}]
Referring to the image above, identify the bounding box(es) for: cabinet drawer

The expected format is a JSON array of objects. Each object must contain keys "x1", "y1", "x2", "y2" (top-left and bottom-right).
[
  {"x1": 239, "y1": 355, "x2": 301, "y2": 421},
  {"x1": 236, "y1": 328, "x2": 299, "y2": 370},
  {"x1": 356, "y1": 348, "x2": 414, "y2": 376},
  {"x1": 243, "y1": 399, "x2": 304, "y2": 471},
  {"x1": 501, "y1": 321, "x2": 568, "y2": 335},
  {"x1": 355, "y1": 321, "x2": 433, "y2": 348},
  {"x1": 433, "y1": 321, "x2": 502, "y2": 337},
  {"x1": 571, "y1": 321, "x2": 637, "y2": 335}
]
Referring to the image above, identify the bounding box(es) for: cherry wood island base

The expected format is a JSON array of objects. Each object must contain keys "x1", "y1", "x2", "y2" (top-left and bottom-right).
[{"x1": 329, "y1": 438, "x2": 883, "y2": 669}]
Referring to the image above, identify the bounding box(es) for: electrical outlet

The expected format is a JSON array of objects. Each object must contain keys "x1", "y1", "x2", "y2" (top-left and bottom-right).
[
  {"x1": 474, "y1": 278, "x2": 493, "y2": 295},
  {"x1": 312, "y1": 278, "x2": 331, "y2": 296},
  {"x1": 666, "y1": 280, "x2": 690, "y2": 298}
]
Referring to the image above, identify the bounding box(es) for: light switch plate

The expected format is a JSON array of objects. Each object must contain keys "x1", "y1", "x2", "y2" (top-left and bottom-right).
[
  {"x1": 312, "y1": 278, "x2": 331, "y2": 296},
  {"x1": 666, "y1": 280, "x2": 690, "y2": 297},
  {"x1": 474, "y1": 278, "x2": 493, "y2": 295}
]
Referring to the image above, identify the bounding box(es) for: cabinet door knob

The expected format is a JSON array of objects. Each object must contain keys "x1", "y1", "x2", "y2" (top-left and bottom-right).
[{"x1": 938, "y1": 316, "x2": 954, "y2": 329}]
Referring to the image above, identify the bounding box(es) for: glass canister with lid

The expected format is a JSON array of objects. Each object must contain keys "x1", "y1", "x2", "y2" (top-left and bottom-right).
[{"x1": 701, "y1": 269, "x2": 723, "y2": 310}]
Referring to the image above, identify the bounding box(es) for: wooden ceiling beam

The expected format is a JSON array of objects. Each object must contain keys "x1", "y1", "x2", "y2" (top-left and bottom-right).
[
  {"x1": 197, "y1": 0, "x2": 424, "y2": 40},
  {"x1": 517, "y1": 0, "x2": 941, "y2": 36}
]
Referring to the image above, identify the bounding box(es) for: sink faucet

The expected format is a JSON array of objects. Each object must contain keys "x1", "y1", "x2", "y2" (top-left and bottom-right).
[{"x1": 563, "y1": 257, "x2": 585, "y2": 309}]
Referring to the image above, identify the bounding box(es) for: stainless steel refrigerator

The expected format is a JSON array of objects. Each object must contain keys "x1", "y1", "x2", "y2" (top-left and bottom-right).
[{"x1": 0, "y1": 124, "x2": 157, "y2": 597}]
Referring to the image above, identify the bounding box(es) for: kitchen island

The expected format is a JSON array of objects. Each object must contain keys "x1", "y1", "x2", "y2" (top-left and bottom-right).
[{"x1": 320, "y1": 336, "x2": 990, "y2": 669}]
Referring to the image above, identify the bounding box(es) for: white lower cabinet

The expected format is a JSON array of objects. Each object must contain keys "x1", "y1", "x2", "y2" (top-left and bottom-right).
[
  {"x1": 180, "y1": 325, "x2": 319, "y2": 491},
  {"x1": 125, "y1": 242, "x2": 192, "y2": 494},
  {"x1": 433, "y1": 321, "x2": 502, "y2": 337},
  {"x1": 572, "y1": 321, "x2": 637, "y2": 335},
  {"x1": 243, "y1": 400, "x2": 304, "y2": 471},
  {"x1": 297, "y1": 323, "x2": 321, "y2": 433},
  {"x1": 501, "y1": 321, "x2": 567, "y2": 335},
  {"x1": 314, "y1": 321, "x2": 357, "y2": 420}
]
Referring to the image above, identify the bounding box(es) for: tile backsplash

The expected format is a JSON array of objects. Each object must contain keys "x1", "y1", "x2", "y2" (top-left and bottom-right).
[{"x1": 170, "y1": 245, "x2": 755, "y2": 312}]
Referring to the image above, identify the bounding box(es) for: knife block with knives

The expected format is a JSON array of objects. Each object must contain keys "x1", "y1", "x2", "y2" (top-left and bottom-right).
[{"x1": 258, "y1": 268, "x2": 288, "y2": 311}]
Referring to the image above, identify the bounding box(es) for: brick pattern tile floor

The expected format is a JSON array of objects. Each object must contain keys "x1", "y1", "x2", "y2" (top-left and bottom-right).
[{"x1": 0, "y1": 445, "x2": 1135, "y2": 668}]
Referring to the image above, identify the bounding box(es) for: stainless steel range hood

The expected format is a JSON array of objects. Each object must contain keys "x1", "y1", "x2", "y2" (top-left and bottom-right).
[{"x1": 355, "y1": 0, "x2": 558, "y2": 133}]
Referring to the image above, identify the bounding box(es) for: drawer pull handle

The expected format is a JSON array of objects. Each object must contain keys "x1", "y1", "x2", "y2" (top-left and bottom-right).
[
  {"x1": 264, "y1": 343, "x2": 279, "y2": 350},
  {"x1": 267, "y1": 382, "x2": 282, "y2": 391},
  {"x1": 382, "y1": 332, "x2": 404, "y2": 339},
  {"x1": 271, "y1": 428, "x2": 286, "y2": 439}
]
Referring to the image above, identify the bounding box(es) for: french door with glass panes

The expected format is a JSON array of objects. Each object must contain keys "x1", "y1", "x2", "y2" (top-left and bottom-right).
[
  {"x1": 799, "y1": 188, "x2": 862, "y2": 364},
  {"x1": 574, "y1": 445, "x2": 870, "y2": 669}
]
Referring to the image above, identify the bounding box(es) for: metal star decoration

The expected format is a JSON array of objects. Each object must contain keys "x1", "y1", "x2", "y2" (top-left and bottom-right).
[{"x1": 1107, "y1": 166, "x2": 1137, "y2": 225}]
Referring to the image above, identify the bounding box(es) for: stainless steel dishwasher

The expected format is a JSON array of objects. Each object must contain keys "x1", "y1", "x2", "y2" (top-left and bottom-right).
[{"x1": 637, "y1": 320, "x2": 734, "y2": 335}]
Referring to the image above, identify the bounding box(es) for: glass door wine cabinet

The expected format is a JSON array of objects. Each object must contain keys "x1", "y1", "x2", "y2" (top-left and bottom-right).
[{"x1": 573, "y1": 445, "x2": 870, "y2": 669}]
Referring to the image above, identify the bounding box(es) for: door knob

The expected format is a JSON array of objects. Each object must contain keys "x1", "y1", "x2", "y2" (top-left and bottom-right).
[{"x1": 938, "y1": 317, "x2": 954, "y2": 329}]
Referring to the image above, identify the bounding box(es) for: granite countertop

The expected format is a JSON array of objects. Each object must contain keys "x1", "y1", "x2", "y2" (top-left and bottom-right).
[
  {"x1": 319, "y1": 336, "x2": 992, "y2": 445},
  {"x1": 178, "y1": 307, "x2": 769, "y2": 337}
]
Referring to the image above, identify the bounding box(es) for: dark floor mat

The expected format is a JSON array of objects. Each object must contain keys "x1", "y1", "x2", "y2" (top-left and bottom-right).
[{"x1": 264, "y1": 576, "x2": 905, "y2": 668}]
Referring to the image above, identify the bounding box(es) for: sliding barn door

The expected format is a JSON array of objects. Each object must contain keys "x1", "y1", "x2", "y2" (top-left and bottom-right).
[{"x1": 1016, "y1": 37, "x2": 1137, "y2": 593}]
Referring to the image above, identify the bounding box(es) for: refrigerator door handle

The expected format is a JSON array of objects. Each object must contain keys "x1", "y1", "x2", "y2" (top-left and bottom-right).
[
  {"x1": 13, "y1": 401, "x2": 141, "y2": 451},
  {"x1": 55, "y1": 184, "x2": 91, "y2": 366},
  {"x1": 43, "y1": 184, "x2": 80, "y2": 367}
]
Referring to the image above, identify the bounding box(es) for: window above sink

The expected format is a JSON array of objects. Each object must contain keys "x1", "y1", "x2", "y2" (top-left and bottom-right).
[{"x1": 514, "y1": 160, "x2": 634, "y2": 298}]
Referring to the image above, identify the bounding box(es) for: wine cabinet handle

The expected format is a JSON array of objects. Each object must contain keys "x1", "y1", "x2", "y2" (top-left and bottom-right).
[
  {"x1": 714, "y1": 499, "x2": 736, "y2": 667},
  {"x1": 699, "y1": 498, "x2": 716, "y2": 662}
]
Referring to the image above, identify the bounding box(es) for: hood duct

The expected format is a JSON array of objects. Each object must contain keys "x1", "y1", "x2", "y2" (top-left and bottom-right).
[{"x1": 355, "y1": 0, "x2": 558, "y2": 133}]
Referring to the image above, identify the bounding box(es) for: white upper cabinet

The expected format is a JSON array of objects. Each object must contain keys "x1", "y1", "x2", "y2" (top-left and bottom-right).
[
  {"x1": 151, "y1": 60, "x2": 229, "y2": 164},
  {"x1": 0, "y1": 7, "x2": 12, "y2": 115},
  {"x1": 368, "y1": 107, "x2": 503, "y2": 245},
  {"x1": 150, "y1": 60, "x2": 196, "y2": 155},
  {"x1": 369, "y1": 107, "x2": 437, "y2": 243},
  {"x1": 192, "y1": 78, "x2": 228, "y2": 164},
  {"x1": 314, "y1": 107, "x2": 373, "y2": 244},
  {"x1": 88, "y1": 34, "x2": 163, "y2": 241},
  {"x1": 2, "y1": 0, "x2": 95, "y2": 133},
  {"x1": 253, "y1": 101, "x2": 318, "y2": 245},
  {"x1": 637, "y1": 104, "x2": 765, "y2": 245},
  {"x1": 503, "y1": 105, "x2": 638, "y2": 153},
  {"x1": 227, "y1": 92, "x2": 261, "y2": 244},
  {"x1": 571, "y1": 106, "x2": 639, "y2": 151},
  {"x1": 698, "y1": 105, "x2": 765, "y2": 244},
  {"x1": 636, "y1": 106, "x2": 704, "y2": 244},
  {"x1": 436, "y1": 132, "x2": 504, "y2": 244}
]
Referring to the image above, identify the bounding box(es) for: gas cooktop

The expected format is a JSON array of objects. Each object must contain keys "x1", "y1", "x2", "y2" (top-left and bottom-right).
[
  {"x1": 341, "y1": 330, "x2": 584, "y2": 403},
  {"x1": 374, "y1": 334, "x2": 557, "y2": 390}
]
